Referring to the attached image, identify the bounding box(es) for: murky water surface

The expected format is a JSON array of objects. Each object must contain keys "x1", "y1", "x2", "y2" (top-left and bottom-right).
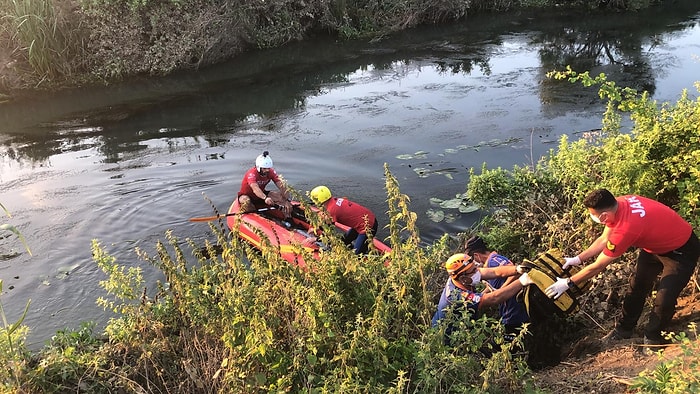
[{"x1": 1, "y1": 3, "x2": 699, "y2": 346}]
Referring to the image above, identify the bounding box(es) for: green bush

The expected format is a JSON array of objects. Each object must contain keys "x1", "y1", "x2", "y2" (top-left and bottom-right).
[
  {"x1": 630, "y1": 323, "x2": 700, "y2": 393},
  {"x1": 21, "y1": 322, "x2": 113, "y2": 393},
  {"x1": 75, "y1": 165, "x2": 532, "y2": 392},
  {"x1": 546, "y1": 69, "x2": 700, "y2": 229},
  {"x1": 465, "y1": 69, "x2": 700, "y2": 377},
  {"x1": 0, "y1": 279, "x2": 31, "y2": 391}
]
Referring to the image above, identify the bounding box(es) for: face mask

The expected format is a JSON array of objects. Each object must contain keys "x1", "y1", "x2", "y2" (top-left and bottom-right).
[
  {"x1": 469, "y1": 269, "x2": 481, "y2": 285},
  {"x1": 470, "y1": 255, "x2": 482, "y2": 267},
  {"x1": 590, "y1": 213, "x2": 602, "y2": 224}
]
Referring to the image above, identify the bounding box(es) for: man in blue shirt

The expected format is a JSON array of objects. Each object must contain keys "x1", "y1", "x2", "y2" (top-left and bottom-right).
[
  {"x1": 463, "y1": 236, "x2": 531, "y2": 338},
  {"x1": 431, "y1": 250, "x2": 534, "y2": 338}
]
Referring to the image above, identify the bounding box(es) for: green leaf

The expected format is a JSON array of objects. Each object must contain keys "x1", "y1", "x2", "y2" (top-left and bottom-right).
[
  {"x1": 426, "y1": 209, "x2": 444, "y2": 222},
  {"x1": 7, "y1": 299, "x2": 31, "y2": 335},
  {"x1": 306, "y1": 354, "x2": 317, "y2": 365},
  {"x1": 0, "y1": 223, "x2": 32, "y2": 255},
  {"x1": 438, "y1": 198, "x2": 463, "y2": 209},
  {"x1": 458, "y1": 203, "x2": 480, "y2": 213},
  {"x1": 1, "y1": 203, "x2": 10, "y2": 217}
]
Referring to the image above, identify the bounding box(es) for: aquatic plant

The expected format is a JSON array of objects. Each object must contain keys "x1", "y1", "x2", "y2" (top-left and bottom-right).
[
  {"x1": 1, "y1": 203, "x2": 31, "y2": 257},
  {"x1": 1, "y1": 0, "x2": 83, "y2": 83}
]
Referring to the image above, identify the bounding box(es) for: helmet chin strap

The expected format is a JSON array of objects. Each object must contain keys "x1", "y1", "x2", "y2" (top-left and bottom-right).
[{"x1": 451, "y1": 277, "x2": 471, "y2": 291}]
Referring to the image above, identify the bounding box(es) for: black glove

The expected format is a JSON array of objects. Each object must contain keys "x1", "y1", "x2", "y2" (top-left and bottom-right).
[{"x1": 515, "y1": 259, "x2": 536, "y2": 274}]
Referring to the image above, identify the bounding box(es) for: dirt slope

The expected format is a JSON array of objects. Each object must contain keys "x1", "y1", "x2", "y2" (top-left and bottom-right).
[{"x1": 531, "y1": 293, "x2": 700, "y2": 393}]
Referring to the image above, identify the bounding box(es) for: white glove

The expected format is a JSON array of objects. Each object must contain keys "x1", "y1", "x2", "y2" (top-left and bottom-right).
[
  {"x1": 562, "y1": 256, "x2": 581, "y2": 270},
  {"x1": 545, "y1": 277, "x2": 570, "y2": 299},
  {"x1": 519, "y1": 272, "x2": 535, "y2": 286}
]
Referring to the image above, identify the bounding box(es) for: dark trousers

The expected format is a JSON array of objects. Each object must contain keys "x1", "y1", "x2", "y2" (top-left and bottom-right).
[
  {"x1": 618, "y1": 231, "x2": 699, "y2": 341},
  {"x1": 342, "y1": 220, "x2": 378, "y2": 254}
]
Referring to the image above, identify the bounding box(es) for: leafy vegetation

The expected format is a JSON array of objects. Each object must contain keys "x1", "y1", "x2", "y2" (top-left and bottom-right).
[
  {"x1": 0, "y1": 167, "x2": 538, "y2": 393},
  {"x1": 0, "y1": 0, "x2": 87, "y2": 88},
  {"x1": 630, "y1": 323, "x2": 700, "y2": 393},
  {"x1": 465, "y1": 71, "x2": 700, "y2": 390},
  {"x1": 0, "y1": 279, "x2": 31, "y2": 391},
  {"x1": 1, "y1": 70, "x2": 699, "y2": 392}
]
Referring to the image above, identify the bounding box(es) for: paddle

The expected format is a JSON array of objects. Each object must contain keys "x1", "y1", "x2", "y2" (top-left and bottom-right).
[{"x1": 188, "y1": 207, "x2": 277, "y2": 222}]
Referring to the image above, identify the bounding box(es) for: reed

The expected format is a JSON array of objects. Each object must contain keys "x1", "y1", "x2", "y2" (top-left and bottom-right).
[
  {"x1": 3, "y1": 0, "x2": 76, "y2": 83},
  {"x1": 14, "y1": 0, "x2": 61, "y2": 78}
]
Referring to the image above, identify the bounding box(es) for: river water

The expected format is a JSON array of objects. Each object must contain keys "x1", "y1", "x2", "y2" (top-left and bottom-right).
[{"x1": 1, "y1": 2, "x2": 699, "y2": 347}]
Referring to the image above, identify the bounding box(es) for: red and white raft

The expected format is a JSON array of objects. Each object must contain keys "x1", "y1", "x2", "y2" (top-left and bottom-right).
[{"x1": 226, "y1": 199, "x2": 391, "y2": 269}]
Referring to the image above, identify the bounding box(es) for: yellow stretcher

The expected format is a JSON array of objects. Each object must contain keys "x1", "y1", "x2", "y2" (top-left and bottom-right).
[{"x1": 519, "y1": 248, "x2": 590, "y2": 316}]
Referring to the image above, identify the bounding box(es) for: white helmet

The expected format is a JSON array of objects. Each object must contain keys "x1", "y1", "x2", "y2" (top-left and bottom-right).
[{"x1": 255, "y1": 151, "x2": 274, "y2": 172}]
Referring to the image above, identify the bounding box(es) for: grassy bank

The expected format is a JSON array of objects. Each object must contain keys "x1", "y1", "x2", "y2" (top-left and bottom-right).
[{"x1": 0, "y1": 0, "x2": 660, "y2": 98}]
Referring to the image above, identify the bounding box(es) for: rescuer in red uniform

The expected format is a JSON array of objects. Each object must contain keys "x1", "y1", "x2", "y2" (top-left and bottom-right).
[
  {"x1": 545, "y1": 188, "x2": 699, "y2": 350},
  {"x1": 309, "y1": 185, "x2": 377, "y2": 254}
]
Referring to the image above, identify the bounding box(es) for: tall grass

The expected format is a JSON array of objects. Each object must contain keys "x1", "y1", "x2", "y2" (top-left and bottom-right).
[
  {"x1": 0, "y1": 279, "x2": 31, "y2": 390},
  {"x1": 2, "y1": 0, "x2": 80, "y2": 84},
  {"x1": 0, "y1": 166, "x2": 534, "y2": 392}
]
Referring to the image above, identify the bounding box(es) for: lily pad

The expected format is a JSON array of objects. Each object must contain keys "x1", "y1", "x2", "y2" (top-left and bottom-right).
[
  {"x1": 413, "y1": 167, "x2": 430, "y2": 178},
  {"x1": 439, "y1": 198, "x2": 464, "y2": 209},
  {"x1": 426, "y1": 209, "x2": 445, "y2": 223},
  {"x1": 459, "y1": 202, "x2": 480, "y2": 213},
  {"x1": 56, "y1": 264, "x2": 80, "y2": 280},
  {"x1": 413, "y1": 166, "x2": 459, "y2": 179},
  {"x1": 429, "y1": 197, "x2": 443, "y2": 205},
  {"x1": 413, "y1": 150, "x2": 429, "y2": 158},
  {"x1": 444, "y1": 213, "x2": 458, "y2": 223},
  {"x1": 0, "y1": 251, "x2": 20, "y2": 261}
]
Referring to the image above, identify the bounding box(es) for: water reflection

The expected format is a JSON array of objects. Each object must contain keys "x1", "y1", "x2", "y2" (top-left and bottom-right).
[{"x1": 0, "y1": 1, "x2": 698, "y2": 172}]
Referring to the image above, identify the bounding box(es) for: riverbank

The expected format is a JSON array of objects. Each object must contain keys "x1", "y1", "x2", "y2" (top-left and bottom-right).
[
  {"x1": 0, "y1": 0, "x2": 655, "y2": 102},
  {"x1": 5, "y1": 80, "x2": 699, "y2": 388}
]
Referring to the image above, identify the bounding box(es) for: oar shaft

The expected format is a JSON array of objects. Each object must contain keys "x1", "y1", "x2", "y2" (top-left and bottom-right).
[{"x1": 189, "y1": 207, "x2": 275, "y2": 222}]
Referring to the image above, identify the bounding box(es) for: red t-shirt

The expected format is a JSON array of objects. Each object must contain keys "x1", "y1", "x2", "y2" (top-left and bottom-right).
[
  {"x1": 238, "y1": 167, "x2": 281, "y2": 197},
  {"x1": 604, "y1": 195, "x2": 692, "y2": 258},
  {"x1": 323, "y1": 197, "x2": 376, "y2": 234}
]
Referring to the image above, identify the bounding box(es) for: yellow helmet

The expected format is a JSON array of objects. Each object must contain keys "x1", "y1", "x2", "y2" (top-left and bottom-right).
[
  {"x1": 310, "y1": 185, "x2": 332, "y2": 205},
  {"x1": 445, "y1": 253, "x2": 476, "y2": 278}
]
